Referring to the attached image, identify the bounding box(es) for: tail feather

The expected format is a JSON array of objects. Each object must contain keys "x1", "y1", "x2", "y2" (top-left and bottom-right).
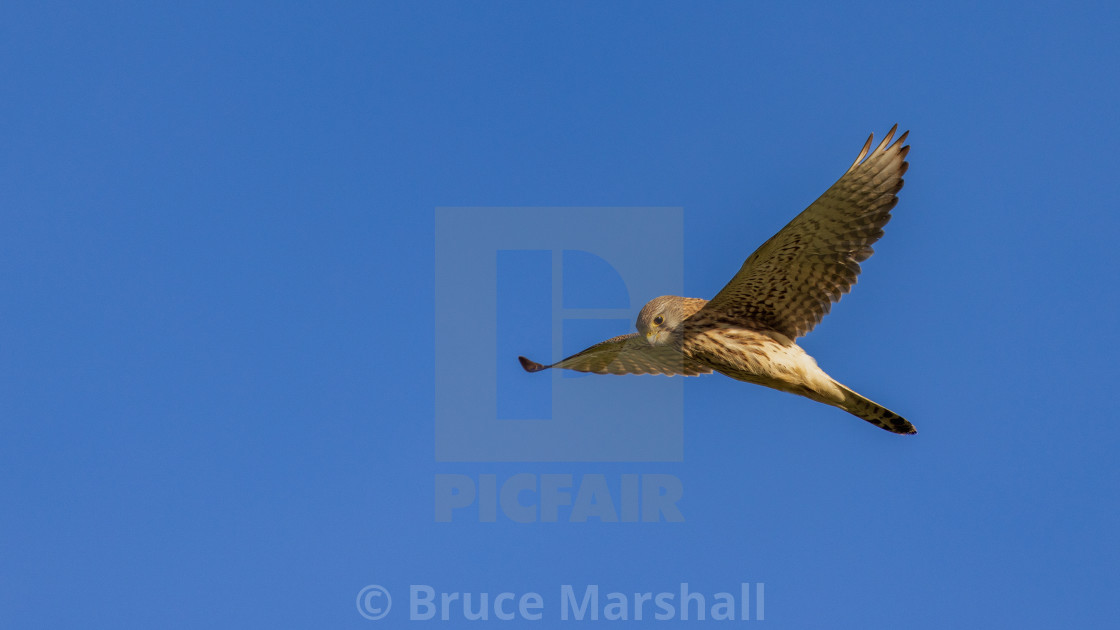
[{"x1": 834, "y1": 383, "x2": 916, "y2": 435}]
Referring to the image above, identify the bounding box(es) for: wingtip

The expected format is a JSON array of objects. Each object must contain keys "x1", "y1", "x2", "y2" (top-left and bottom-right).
[
  {"x1": 848, "y1": 133, "x2": 874, "y2": 172},
  {"x1": 851, "y1": 125, "x2": 909, "y2": 172},
  {"x1": 518, "y1": 356, "x2": 548, "y2": 373},
  {"x1": 875, "y1": 124, "x2": 898, "y2": 152}
]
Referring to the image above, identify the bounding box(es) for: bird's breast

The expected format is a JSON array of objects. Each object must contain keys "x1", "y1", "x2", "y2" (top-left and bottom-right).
[{"x1": 683, "y1": 326, "x2": 839, "y2": 398}]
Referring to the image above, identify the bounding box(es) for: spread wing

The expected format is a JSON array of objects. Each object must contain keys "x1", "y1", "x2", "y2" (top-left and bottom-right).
[
  {"x1": 698, "y1": 126, "x2": 909, "y2": 340},
  {"x1": 518, "y1": 334, "x2": 712, "y2": 376}
]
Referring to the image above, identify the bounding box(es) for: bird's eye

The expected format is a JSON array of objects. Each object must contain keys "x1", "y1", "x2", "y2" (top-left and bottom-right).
[{"x1": 653, "y1": 316, "x2": 664, "y2": 325}]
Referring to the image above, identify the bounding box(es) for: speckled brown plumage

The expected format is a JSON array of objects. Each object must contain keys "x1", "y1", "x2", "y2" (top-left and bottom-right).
[
  {"x1": 699, "y1": 127, "x2": 908, "y2": 340},
  {"x1": 519, "y1": 127, "x2": 915, "y2": 435}
]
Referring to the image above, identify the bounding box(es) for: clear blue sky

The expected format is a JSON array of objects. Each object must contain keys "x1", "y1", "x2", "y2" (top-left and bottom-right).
[{"x1": 3, "y1": 2, "x2": 1118, "y2": 628}]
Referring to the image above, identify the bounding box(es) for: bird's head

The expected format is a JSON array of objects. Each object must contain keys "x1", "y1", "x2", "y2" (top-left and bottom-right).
[{"x1": 636, "y1": 295, "x2": 705, "y2": 346}]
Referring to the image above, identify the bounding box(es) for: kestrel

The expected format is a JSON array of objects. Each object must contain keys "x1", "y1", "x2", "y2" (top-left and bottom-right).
[{"x1": 519, "y1": 126, "x2": 916, "y2": 434}]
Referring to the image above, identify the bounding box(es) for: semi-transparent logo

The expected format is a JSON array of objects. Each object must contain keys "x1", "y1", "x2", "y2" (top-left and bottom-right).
[{"x1": 434, "y1": 207, "x2": 684, "y2": 462}]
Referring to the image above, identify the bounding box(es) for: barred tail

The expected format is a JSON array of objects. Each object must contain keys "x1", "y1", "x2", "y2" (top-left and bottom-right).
[{"x1": 834, "y1": 383, "x2": 916, "y2": 435}]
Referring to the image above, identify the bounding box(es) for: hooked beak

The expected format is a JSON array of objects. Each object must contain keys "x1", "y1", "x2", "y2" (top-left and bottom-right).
[{"x1": 645, "y1": 329, "x2": 667, "y2": 345}]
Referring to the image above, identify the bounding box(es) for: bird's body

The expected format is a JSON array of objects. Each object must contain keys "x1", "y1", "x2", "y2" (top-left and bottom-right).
[
  {"x1": 519, "y1": 127, "x2": 916, "y2": 434},
  {"x1": 679, "y1": 311, "x2": 910, "y2": 433},
  {"x1": 685, "y1": 317, "x2": 839, "y2": 404}
]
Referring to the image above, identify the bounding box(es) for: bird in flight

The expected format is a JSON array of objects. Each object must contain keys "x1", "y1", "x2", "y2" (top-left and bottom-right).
[{"x1": 519, "y1": 126, "x2": 916, "y2": 434}]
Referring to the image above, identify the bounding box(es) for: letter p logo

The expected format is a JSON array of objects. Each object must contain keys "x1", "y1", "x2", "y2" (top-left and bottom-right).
[{"x1": 435, "y1": 207, "x2": 685, "y2": 462}]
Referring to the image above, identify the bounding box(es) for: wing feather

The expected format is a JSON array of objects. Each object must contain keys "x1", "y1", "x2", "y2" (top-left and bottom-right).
[
  {"x1": 519, "y1": 334, "x2": 712, "y2": 376},
  {"x1": 697, "y1": 126, "x2": 909, "y2": 339}
]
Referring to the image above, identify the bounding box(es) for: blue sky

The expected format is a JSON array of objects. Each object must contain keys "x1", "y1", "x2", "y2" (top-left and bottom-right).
[{"x1": 3, "y1": 1, "x2": 1118, "y2": 628}]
